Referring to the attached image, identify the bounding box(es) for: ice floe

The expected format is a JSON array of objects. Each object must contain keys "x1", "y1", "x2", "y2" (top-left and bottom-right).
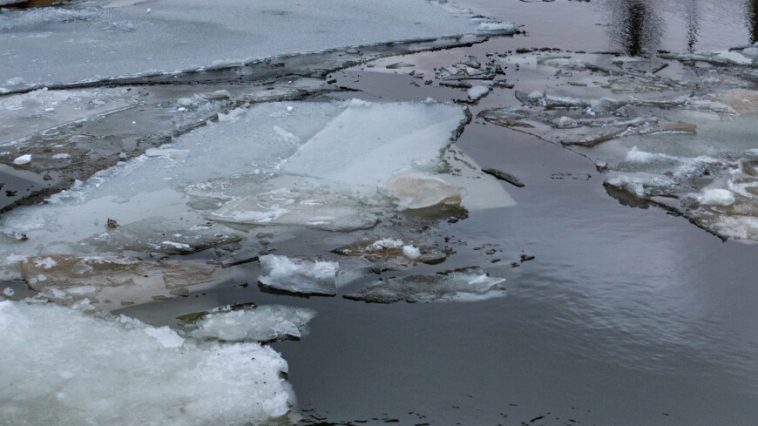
[
  {"x1": 17, "y1": 255, "x2": 221, "y2": 310},
  {"x1": 344, "y1": 267, "x2": 506, "y2": 303},
  {"x1": 0, "y1": 300, "x2": 293, "y2": 425},
  {"x1": 0, "y1": 99, "x2": 513, "y2": 287},
  {"x1": 0, "y1": 0, "x2": 503, "y2": 90},
  {"x1": 185, "y1": 304, "x2": 317, "y2": 343},
  {"x1": 258, "y1": 255, "x2": 340, "y2": 296}
]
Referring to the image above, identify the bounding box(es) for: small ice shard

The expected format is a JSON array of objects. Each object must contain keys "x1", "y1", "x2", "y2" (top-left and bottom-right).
[
  {"x1": 18, "y1": 256, "x2": 218, "y2": 310},
  {"x1": 344, "y1": 267, "x2": 507, "y2": 304},
  {"x1": 258, "y1": 255, "x2": 338, "y2": 296},
  {"x1": 0, "y1": 300, "x2": 293, "y2": 425},
  {"x1": 467, "y1": 84, "x2": 492, "y2": 102},
  {"x1": 2, "y1": 287, "x2": 13, "y2": 297},
  {"x1": 552, "y1": 116, "x2": 579, "y2": 129},
  {"x1": 382, "y1": 172, "x2": 462, "y2": 211},
  {"x1": 402, "y1": 245, "x2": 422, "y2": 259},
  {"x1": 185, "y1": 305, "x2": 317, "y2": 343},
  {"x1": 12, "y1": 154, "x2": 31, "y2": 165},
  {"x1": 208, "y1": 188, "x2": 378, "y2": 232}
]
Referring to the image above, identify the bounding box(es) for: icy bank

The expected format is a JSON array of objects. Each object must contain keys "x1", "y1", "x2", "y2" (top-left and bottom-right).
[
  {"x1": 0, "y1": 0, "x2": 508, "y2": 90},
  {"x1": 0, "y1": 300, "x2": 293, "y2": 426}
]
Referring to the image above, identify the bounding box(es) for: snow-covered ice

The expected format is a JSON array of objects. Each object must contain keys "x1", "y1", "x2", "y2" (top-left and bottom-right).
[
  {"x1": 187, "y1": 305, "x2": 317, "y2": 343},
  {"x1": 0, "y1": 300, "x2": 293, "y2": 425}
]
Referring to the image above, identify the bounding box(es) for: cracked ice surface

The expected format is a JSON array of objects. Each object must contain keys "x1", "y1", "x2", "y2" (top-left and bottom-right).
[
  {"x1": 0, "y1": 300, "x2": 293, "y2": 426},
  {"x1": 0, "y1": 99, "x2": 514, "y2": 284},
  {"x1": 0, "y1": 0, "x2": 495, "y2": 90}
]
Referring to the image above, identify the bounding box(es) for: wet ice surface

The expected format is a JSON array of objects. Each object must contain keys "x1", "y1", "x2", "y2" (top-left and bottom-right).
[
  {"x1": 478, "y1": 48, "x2": 758, "y2": 241},
  {"x1": 0, "y1": 0, "x2": 507, "y2": 90},
  {"x1": 185, "y1": 304, "x2": 317, "y2": 343},
  {"x1": 0, "y1": 300, "x2": 293, "y2": 425},
  {"x1": 344, "y1": 267, "x2": 506, "y2": 303}
]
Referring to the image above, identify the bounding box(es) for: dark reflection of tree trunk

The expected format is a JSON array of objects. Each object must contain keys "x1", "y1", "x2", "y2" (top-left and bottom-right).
[
  {"x1": 607, "y1": 0, "x2": 661, "y2": 56},
  {"x1": 686, "y1": 0, "x2": 700, "y2": 53},
  {"x1": 749, "y1": 0, "x2": 758, "y2": 44},
  {"x1": 625, "y1": 2, "x2": 647, "y2": 56}
]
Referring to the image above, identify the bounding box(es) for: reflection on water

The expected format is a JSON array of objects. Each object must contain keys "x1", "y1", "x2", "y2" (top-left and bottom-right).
[
  {"x1": 685, "y1": 0, "x2": 700, "y2": 52},
  {"x1": 749, "y1": 0, "x2": 758, "y2": 43},
  {"x1": 607, "y1": 0, "x2": 663, "y2": 55}
]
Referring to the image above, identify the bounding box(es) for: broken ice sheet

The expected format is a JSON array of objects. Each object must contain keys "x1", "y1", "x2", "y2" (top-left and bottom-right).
[
  {"x1": 0, "y1": 0, "x2": 493, "y2": 90},
  {"x1": 258, "y1": 255, "x2": 340, "y2": 296},
  {"x1": 0, "y1": 99, "x2": 513, "y2": 286},
  {"x1": 0, "y1": 87, "x2": 138, "y2": 145},
  {"x1": 0, "y1": 300, "x2": 293, "y2": 425},
  {"x1": 184, "y1": 305, "x2": 317, "y2": 343},
  {"x1": 17, "y1": 256, "x2": 221, "y2": 310},
  {"x1": 344, "y1": 267, "x2": 506, "y2": 304}
]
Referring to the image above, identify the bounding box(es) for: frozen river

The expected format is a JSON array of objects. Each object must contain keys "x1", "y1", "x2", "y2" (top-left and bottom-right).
[{"x1": 1, "y1": 0, "x2": 758, "y2": 425}]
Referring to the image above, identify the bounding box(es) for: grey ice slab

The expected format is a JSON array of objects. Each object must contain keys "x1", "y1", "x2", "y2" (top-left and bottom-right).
[{"x1": 0, "y1": 0, "x2": 489, "y2": 90}]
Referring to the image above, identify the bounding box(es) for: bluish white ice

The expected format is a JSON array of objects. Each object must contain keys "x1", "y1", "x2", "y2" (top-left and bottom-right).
[
  {"x1": 187, "y1": 304, "x2": 317, "y2": 343},
  {"x1": 0, "y1": 0, "x2": 512, "y2": 91},
  {"x1": 0, "y1": 300, "x2": 293, "y2": 426},
  {"x1": 0, "y1": 100, "x2": 514, "y2": 294}
]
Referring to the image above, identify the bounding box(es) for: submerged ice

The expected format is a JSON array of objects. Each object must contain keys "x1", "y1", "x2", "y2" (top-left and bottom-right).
[{"x1": 0, "y1": 300, "x2": 293, "y2": 426}]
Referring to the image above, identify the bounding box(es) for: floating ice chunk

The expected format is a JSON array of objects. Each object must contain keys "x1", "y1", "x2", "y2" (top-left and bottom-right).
[
  {"x1": 476, "y1": 21, "x2": 518, "y2": 35},
  {"x1": 624, "y1": 147, "x2": 679, "y2": 163},
  {"x1": 18, "y1": 256, "x2": 218, "y2": 310},
  {"x1": 605, "y1": 173, "x2": 677, "y2": 198},
  {"x1": 2, "y1": 288, "x2": 13, "y2": 297},
  {"x1": 280, "y1": 101, "x2": 465, "y2": 192},
  {"x1": 209, "y1": 188, "x2": 378, "y2": 232},
  {"x1": 258, "y1": 255, "x2": 339, "y2": 296},
  {"x1": 371, "y1": 239, "x2": 405, "y2": 250},
  {"x1": 0, "y1": 300, "x2": 293, "y2": 425},
  {"x1": 12, "y1": 154, "x2": 31, "y2": 165},
  {"x1": 467, "y1": 84, "x2": 492, "y2": 102},
  {"x1": 187, "y1": 305, "x2": 317, "y2": 343},
  {"x1": 344, "y1": 267, "x2": 506, "y2": 304},
  {"x1": 693, "y1": 188, "x2": 736, "y2": 206},
  {"x1": 382, "y1": 172, "x2": 462, "y2": 210}
]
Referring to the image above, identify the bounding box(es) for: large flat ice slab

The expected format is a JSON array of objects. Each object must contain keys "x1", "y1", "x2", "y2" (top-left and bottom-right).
[
  {"x1": 0, "y1": 0, "x2": 489, "y2": 90},
  {"x1": 0, "y1": 300, "x2": 293, "y2": 425}
]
